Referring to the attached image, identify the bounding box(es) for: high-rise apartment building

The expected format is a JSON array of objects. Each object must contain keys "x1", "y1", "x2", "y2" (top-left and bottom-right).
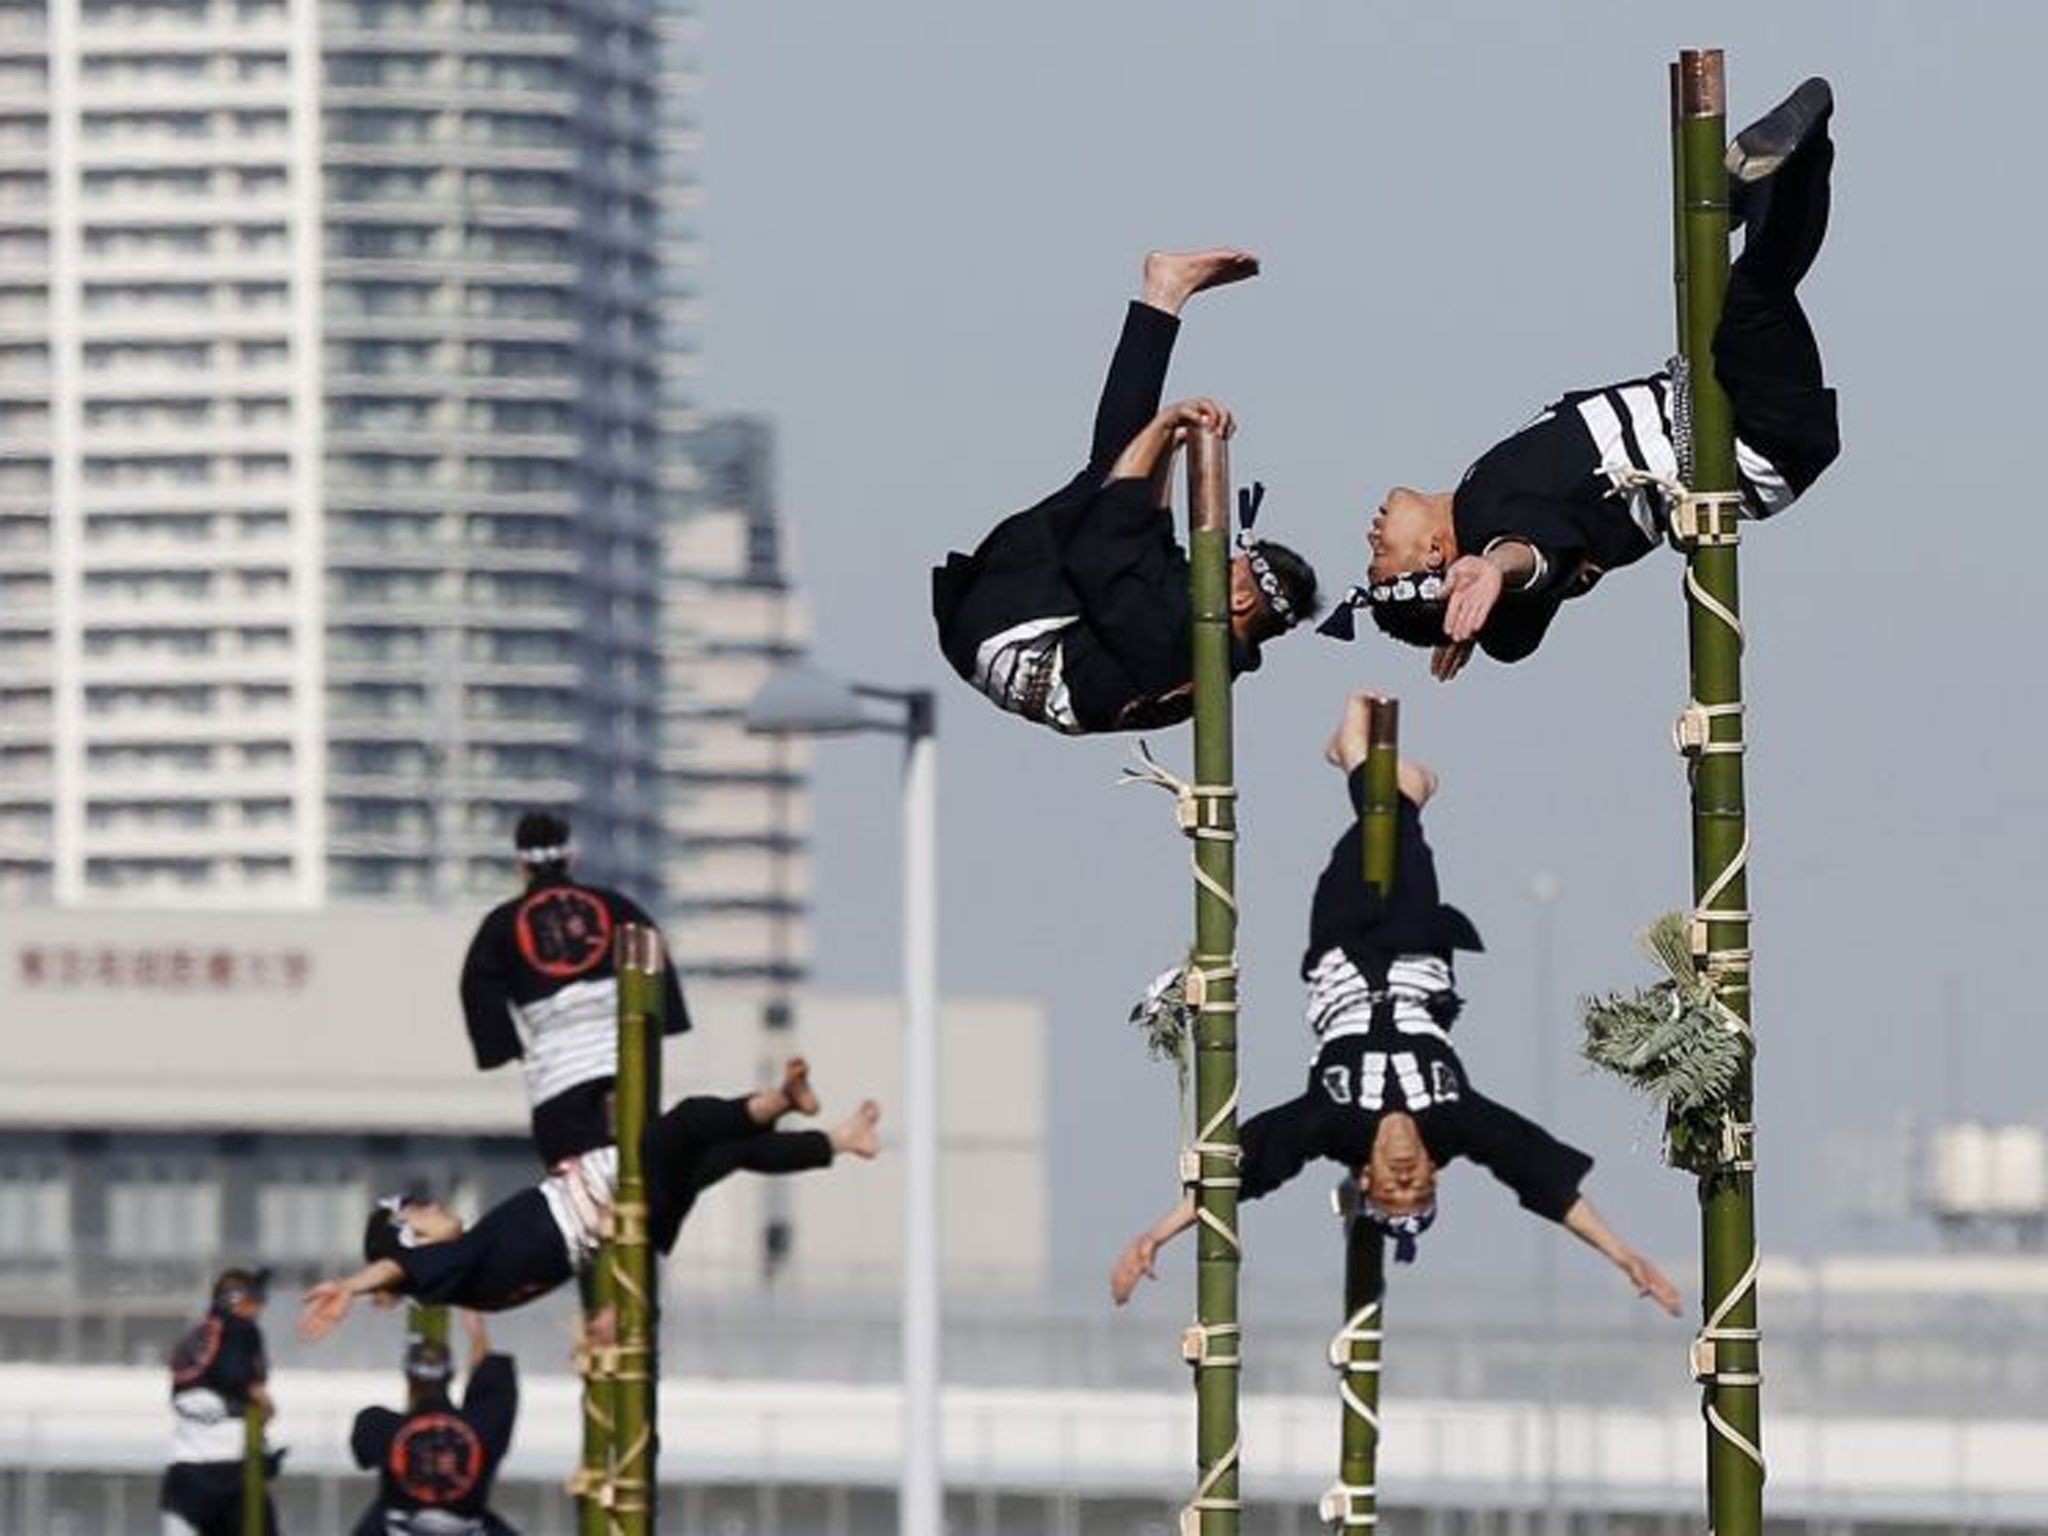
[
  {"x1": 659, "y1": 414, "x2": 810, "y2": 996},
  {"x1": 0, "y1": 0, "x2": 669, "y2": 909}
]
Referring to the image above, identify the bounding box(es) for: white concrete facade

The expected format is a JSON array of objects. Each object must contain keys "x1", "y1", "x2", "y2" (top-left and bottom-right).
[{"x1": 0, "y1": 904, "x2": 1047, "y2": 1296}]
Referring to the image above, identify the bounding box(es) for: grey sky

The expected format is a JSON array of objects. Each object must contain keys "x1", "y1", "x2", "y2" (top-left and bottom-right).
[{"x1": 694, "y1": 2, "x2": 2048, "y2": 1309}]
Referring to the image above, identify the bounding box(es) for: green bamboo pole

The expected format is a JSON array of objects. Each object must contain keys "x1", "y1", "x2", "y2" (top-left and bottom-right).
[
  {"x1": 407, "y1": 1303, "x2": 447, "y2": 1356},
  {"x1": 1183, "y1": 424, "x2": 1242, "y2": 1536},
  {"x1": 1325, "y1": 698, "x2": 1397, "y2": 1532},
  {"x1": 1669, "y1": 61, "x2": 1690, "y2": 345},
  {"x1": 608, "y1": 923, "x2": 664, "y2": 1536},
  {"x1": 576, "y1": 1248, "x2": 617, "y2": 1536},
  {"x1": 1672, "y1": 48, "x2": 1764, "y2": 1536},
  {"x1": 240, "y1": 1400, "x2": 265, "y2": 1536}
]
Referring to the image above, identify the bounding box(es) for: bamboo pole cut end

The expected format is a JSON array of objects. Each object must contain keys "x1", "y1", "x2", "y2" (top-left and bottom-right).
[
  {"x1": 1367, "y1": 697, "x2": 1399, "y2": 750},
  {"x1": 1186, "y1": 426, "x2": 1231, "y2": 534},
  {"x1": 614, "y1": 923, "x2": 666, "y2": 975},
  {"x1": 1677, "y1": 50, "x2": 1725, "y2": 118}
]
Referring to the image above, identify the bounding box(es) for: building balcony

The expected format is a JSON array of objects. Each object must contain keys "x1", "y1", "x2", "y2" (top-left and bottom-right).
[
  {"x1": 76, "y1": 825, "x2": 298, "y2": 859},
  {"x1": 321, "y1": 23, "x2": 575, "y2": 57},
  {"x1": 74, "y1": 653, "x2": 295, "y2": 687},
  {"x1": 75, "y1": 483, "x2": 300, "y2": 516},
  {"x1": 321, "y1": 141, "x2": 578, "y2": 174},
  {"x1": 76, "y1": 309, "x2": 297, "y2": 344}
]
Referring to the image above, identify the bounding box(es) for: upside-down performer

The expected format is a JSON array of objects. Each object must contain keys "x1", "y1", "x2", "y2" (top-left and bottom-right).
[
  {"x1": 932, "y1": 248, "x2": 1319, "y2": 733},
  {"x1": 349, "y1": 1312, "x2": 518, "y2": 1536},
  {"x1": 300, "y1": 1061, "x2": 880, "y2": 1337},
  {"x1": 1111, "y1": 692, "x2": 1680, "y2": 1313},
  {"x1": 1324, "y1": 77, "x2": 1838, "y2": 681},
  {"x1": 460, "y1": 810, "x2": 691, "y2": 1169}
]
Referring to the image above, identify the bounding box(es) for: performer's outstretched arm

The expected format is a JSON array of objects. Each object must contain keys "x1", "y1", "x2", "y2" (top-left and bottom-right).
[
  {"x1": 1110, "y1": 1194, "x2": 1196, "y2": 1305},
  {"x1": 1560, "y1": 1196, "x2": 1682, "y2": 1315},
  {"x1": 300, "y1": 1259, "x2": 405, "y2": 1341}
]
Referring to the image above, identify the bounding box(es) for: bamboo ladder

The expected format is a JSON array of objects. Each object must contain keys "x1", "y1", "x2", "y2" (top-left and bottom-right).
[
  {"x1": 1320, "y1": 698, "x2": 1400, "y2": 1532},
  {"x1": 1180, "y1": 423, "x2": 1244, "y2": 1536},
  {"x1": 1670, "y1": 48, "x2": 1766, "y2": 1536},
  {"x1": 577, "y1": 924, "x2": 667, "y2": 1536}
]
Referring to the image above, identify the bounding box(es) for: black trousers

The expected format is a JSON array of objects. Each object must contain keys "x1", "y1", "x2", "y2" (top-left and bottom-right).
[
  {"x1": 933, "y1": 301, "x2": 1181, "y2": 661},
  {"x1": 646, "y1": 1095, "x2": 833, "y2": 1254},
  {"x1": 1717, "y1": 115, "x2": 1839, "y2": 495},
  {"x1": 161, "y1": 1461, "x2": 278, "y2": 1536}
]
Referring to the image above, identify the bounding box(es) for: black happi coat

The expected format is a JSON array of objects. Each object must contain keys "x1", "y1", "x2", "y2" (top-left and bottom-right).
[
  {"x1": 350, "y1": 1353, "x2": 520, "y2": 1536},
  {"x1": 1449, "y1": 385, "x2": 1668, "y2": 665},
  {"x1": 932, "y1": 299, "x2": 1261, "y2": 733},
  {"x1": 459, "y1": 872, "x2": 690, "y2": 1164},
  {"x1": 1237, "y1": 771, "x2": 1591, "y2": 1219}
]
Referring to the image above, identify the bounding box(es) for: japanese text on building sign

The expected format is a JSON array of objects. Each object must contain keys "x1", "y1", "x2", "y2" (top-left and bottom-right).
[{"x1": 15, "y1": 945, "x2": 313, "y2": 992}]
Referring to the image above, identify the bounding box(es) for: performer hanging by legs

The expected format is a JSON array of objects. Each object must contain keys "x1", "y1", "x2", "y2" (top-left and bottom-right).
[
  {"x1": 349, "y1": 1311, "x2": 519, "y2": 1536},
  {"x1": 459, "y1": 809, "x2": 692, "y2": 1170},
  {"x1": 300, "y1": 1061, "x2": 880, "y2": 1335},
  {"x1": 1325, "y1": 76, "x2": 1838, "y2": 681},
  {"x1": 932, "y1": 248, "x2": 1320, "y2": 733},
  {"x1": 1111, "y1": 692, "x2": 1681, "y2": 1313}
]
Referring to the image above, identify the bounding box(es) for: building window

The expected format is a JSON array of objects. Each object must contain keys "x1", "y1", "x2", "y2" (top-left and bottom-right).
[
  {"x1": 106, "y1": 1157, "x2": 219, "y2": 1259},
  {"x1": 256, "y1": 1159, "x2": 367, "y2": 1262},
  {"x1": 0, "y1": 1143, "x2": 67, "y2": 1263}
]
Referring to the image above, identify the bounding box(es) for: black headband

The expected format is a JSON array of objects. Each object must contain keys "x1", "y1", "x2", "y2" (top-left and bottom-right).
[
  {"x1": 1358, "y1": 1193, "x2": 1438, "y2": 1262},
  {"x1": 1233, "y1": 482, "x2": 1302, "y2": 631},
  {"x1": 1316, "y1": 571, "x2": 1448, "y2": 642}
]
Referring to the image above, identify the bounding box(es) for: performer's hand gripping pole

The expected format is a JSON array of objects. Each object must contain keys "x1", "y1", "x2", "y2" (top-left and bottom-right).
[
  {"x1": 1180, "y1": 423, "x2": 1243, "y2": 1536},
  {"x1": 1322, "y1": 698, "x2": 1397, "y2": 1531},
  {"x1": 1672, "y1": 49, "x2": 1765, "y2": 1536}
]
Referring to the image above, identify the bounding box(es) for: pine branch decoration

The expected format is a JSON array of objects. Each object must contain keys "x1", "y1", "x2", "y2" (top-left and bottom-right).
[
  {"x1": 1580, "y1": 911, "x2": 1744, "y2": 1174},
  {"x1": 1129, "y1": 962, "x2": 1193, "y2": 1096}
]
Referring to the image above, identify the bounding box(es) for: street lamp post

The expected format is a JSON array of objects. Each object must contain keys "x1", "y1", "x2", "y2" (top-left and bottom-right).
[{"x1": 747, "y1": 661, "x2": 941, "y2": 1536}]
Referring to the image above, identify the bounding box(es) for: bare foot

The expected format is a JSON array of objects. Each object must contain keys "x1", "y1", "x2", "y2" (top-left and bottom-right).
[
  {"x1": 1141, "y1": 248, "x2": 1260, "y2": 316},
  {"x1": 829, "y1": 1100, "x2": 883, "y2": 1159},
  {"x1": 781, "y1": 1057, "x2": 819, "y2": 1116}
]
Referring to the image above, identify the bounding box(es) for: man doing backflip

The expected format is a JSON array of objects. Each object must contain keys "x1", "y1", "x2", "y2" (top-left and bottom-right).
[
  {"x1": 1111, "y1": 693, "x2": 1680, "y2": 1312},
  {"x1": 1335, "y1": 78, "x2": 1838, "y2": 680},
  {"x1": 933, "y1": 248, "x2": 1320, "y2": 733}
]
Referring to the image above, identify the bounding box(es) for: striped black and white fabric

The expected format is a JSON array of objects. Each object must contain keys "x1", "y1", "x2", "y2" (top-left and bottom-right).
[
  {"x1": 509, "y1": 978, "x2": 617, "y2": 1111},
  {"x1": 1563, "y1": 371, "x2": 1796, "y2": 537},
  {"x1": 1304, "y1": 948, "x2": 1456, "y2": 1048},
  {"x1": 461, "y1": 875, "x2": 690, "y2": 1166},
  {"x1": 967, "y1": 614, "x2": 1083, "y2": 734},
  {"x1": 538, "y1": 1144, "x2": 617, "y2": 1269}
]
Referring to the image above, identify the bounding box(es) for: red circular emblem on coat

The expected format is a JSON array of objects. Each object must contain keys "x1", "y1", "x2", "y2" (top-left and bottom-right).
[
  {"x1": 514, "y1": 886, "x2": 614, "y2": 979},
  {"x1": 389, "y1": 1412, "x2": 485, "y2": 1505},
  {"x1": 169, "y1": 1316, "x2": 223, "y2": 1388}
]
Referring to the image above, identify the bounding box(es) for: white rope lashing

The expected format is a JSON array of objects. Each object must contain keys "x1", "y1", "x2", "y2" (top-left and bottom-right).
[
  {"x1": 1659, "y1": 456, "x2": 1767, "y2": 1487},
  {"x1": 1128, "y1": 740, "x2": 1245, "y2": 1534},
  {"x1": 1178, "y1": 1435, "x2": 1243, "y2": 1536}
]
